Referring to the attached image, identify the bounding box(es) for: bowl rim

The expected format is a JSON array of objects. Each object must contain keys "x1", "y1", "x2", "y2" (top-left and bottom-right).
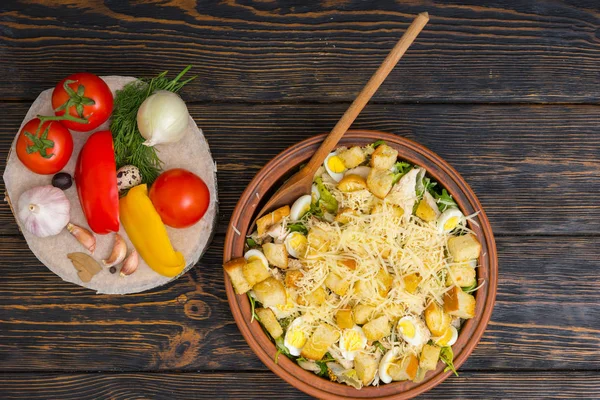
[{"x1": 224, "y1": 130, "x2": 498, "y2": 399}]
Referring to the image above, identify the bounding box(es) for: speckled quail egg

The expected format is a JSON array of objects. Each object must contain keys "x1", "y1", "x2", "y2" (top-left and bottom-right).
[
  {"x1": 437, "y1": 208, "x2": 464, "y2": 233},
  {"x1": 324, "y1": 152, "x2": 347, "y2": 182},
  {"x1": 116, "y1": 165, "x2": 142, "y2": 191},
  {"x1": 339, "y1": 325, "x2": 368, "y2": 361}
]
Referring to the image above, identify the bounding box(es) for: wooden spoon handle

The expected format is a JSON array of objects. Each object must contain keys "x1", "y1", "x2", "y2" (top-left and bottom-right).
[{"x1": 304, "y1": 12, "x2": 429, "y2": 173}]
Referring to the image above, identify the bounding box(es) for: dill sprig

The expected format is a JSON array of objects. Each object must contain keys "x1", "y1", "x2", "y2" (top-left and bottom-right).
[{"x1": 110, "y1": 66, "x2": 195, "y2": 184}]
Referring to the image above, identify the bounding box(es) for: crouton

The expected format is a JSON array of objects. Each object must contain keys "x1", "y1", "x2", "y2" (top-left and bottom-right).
[
  {"x1": 444, "y1": 286, "x2": 476, "y2": 319},
  {"x1": 424, "y1": 301, "x2": 452, "y2": 336},
  {"x1": 446, "y1": 264, "x2": 476, "y2": 288},
  {"x1": 284, "y1": 269, "x2": 304, "y2": 288},
  {"x1": 415, "y1": 191, "x2": 440, "y2": 222},
  {"x1": 390, "y1": 354, "x2": 419, "y2": 381},
  {"x1": 403, "y1": 273, "x2": 422, "y2": 294},
  {"x1": 337, "y1": 174, "x2": 367, "y2": 192},
  {"x1": 262, "y1": 243, "x2": 288, "y2": 269},
  {"x1": 253, "y1": 277, "x2": 287, "y2": 308},
  {"x1": 307, "y1": 226, "x2": 330, "y2": 252},
  {"x1": 376, "y1": 269, "x2": 393, "y2": 297},
  {"x1": 370, "y1": 144, "x2": 398, "y2": 170},
  {"x1": 255, "y1": 308, "x2": 283, "y2": 339},
  {"x1": 367, "y1": 168, "x2": 394, "y2": 199},
  {"x1": 256, "y1": 206, "x2": 290, "y2": 236},
  {"x1": 338, "y1": 146, "x2": 366, "y2": 169},
  {"x1": 223, "y1": 257, "x2": 252, "y2": 294},
  {"x1": 301, "y1": 323, "x2": 340, "y2": 360},
  {"x1": 242, "y1": 259, "x2": 271, "y2": 287},
  {"x1": 335, "y1": 309, "x2": 354, "y2": 329},
  {"x1": 297, "y1": 285, "x2": 327, "y2": 306},
  {"x1": 447, "y1": 233, "x2": 482, "y2": 262},
  {"x1": 325, "y1": 271, "x2": 350, "y2": 296},
  {"x1": 363, "y1": 315, "x2": 391, "y2": 341},
  {"x1": 419, "y1": 344, "x2": 441, "y2": 371},
  {"x1": 354, "y1": 353, "x2": 378, "y2": 385},
  {"x1": 353, "y1": 304, "x2": 377, "y2": 325},
  {"x1": 335, "y1": 207, "x2": 358, "y2": 224},
  {"x1": 340, "y1": 259, "x2": 357, "y2": 270}
]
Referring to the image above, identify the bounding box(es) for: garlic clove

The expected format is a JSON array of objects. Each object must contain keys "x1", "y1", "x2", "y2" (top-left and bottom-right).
[
  {"x1": 102, "y1": 233, "x2": 127, "y2": 267},
  {"x1": 67, "y1": 223, "x2": 96, "y2": 254},
  {"x1": 120, "y1": 250, "x2": 139, "y2": 277}
]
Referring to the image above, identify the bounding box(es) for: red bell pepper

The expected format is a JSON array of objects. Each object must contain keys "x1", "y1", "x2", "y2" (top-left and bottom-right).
[{"x1": 75, "y1": 130, "x2": 119, "y2": 234}]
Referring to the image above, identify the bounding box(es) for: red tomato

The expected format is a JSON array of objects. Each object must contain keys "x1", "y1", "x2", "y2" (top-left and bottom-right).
[
  {"x1": 149, "y1": 169, "x2": 210, "y2": 228},
  {"x1": 16, "y1": 118, "x2": 73, "y2": 175},
  {"x1": 51, "y1": 72, "x2": 113, "y2": 132}
]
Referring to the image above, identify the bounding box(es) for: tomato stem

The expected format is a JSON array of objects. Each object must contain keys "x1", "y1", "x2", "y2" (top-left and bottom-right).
[{"x1": 53, "y1": 79, "x2": 96, "y2": 120}]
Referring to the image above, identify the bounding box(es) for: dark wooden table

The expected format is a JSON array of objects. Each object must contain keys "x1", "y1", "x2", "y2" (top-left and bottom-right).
[{"x1": 1, "y1": 1, "x2": 599, "y2": 399}]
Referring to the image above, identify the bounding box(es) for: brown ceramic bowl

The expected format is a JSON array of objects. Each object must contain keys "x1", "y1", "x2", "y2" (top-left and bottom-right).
[{"x1": 224, "y1": 130, "x2": 498, "y2": 399}]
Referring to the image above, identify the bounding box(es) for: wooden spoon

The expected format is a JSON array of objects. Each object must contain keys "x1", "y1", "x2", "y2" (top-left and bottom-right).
[{"x1": 254, "y1": 12, "x2": 429, "y2": 221}]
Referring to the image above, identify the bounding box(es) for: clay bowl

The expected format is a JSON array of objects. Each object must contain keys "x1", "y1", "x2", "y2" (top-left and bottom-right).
[{"x1": 224, "y1": 130, "x2": 498, "y2": 399}]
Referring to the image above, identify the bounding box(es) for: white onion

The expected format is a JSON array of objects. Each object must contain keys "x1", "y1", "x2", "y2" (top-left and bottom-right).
[
  {"x1": 137, "y1": 90, "x2": 190, "y2": 146},
  {"x1": 17, "y1": 185, "x2": 70, "y2": 237}
]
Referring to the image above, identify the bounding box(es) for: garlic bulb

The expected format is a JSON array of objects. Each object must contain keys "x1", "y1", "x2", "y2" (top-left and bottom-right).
[
  {"x1": 17, "y1": 185, "x2": 70, "y2": 237},
  {"x1": 137, "y1": 90, "x2": 190, "y2": 146}
]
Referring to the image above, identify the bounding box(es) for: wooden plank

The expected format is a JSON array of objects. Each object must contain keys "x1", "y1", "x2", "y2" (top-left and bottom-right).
[
  {"x1": 0, "y1": 235, "x2": 598, "y2": 372},
  {"x1": 1, "y1": 1, "x2": 599, "y2": 103},
  {"x1": 0, "y1": 371, "x2": 598, "y2": 399},
  {"x1": 2, "y1": 102, "x2": 600, "y2": 235}
]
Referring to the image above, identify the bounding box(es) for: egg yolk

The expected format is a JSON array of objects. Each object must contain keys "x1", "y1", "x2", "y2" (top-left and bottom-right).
[
  {"x1": 276, "y1": 298, "x2": 295, "y2": 312},
  {"x1": 289, "y1": 234, "x2": 308, "y2": 254},
  {"x1": 398, "y1": 320, "x2": 416, "y2": 339},
  {"x1": 287, "y1": 328, "x2": 307, "y2": 348},
  {"x1": 343, "y1": 330, "x2": 364, "y2": 352},
  {"x1": 435, "y1": 327, "x2": 454, "y2": 346},
  {"x1": 444, "y1": 216, "x2": 459, "y2": 231},
  {"x1": 327, "y1": 156, "x2": 346, "y2": 173}
]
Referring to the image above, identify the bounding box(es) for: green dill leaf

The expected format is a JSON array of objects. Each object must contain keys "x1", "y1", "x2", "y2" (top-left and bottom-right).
[
  {"x1": 440, "y1": 346, "x2": 459, "y2": 377},
  {"x1": 110, "y1": 66, "x2": 195, "y2": 185}
]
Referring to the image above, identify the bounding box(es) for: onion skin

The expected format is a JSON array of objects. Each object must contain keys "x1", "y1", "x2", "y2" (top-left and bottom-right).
[{"x1": 137, "y1": 90, "x2": 189, "y2": 147}]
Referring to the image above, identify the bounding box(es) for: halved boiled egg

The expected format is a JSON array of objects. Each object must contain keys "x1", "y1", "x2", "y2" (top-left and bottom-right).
[
  {"x1": 397, "y1": 315, "x2": 430, "y2": 348},
  {"x1": 270, "y1": 296, "x2": 297, "y2": 319},
  {"x1": 285, "y1": 231, "x2": 308, "y2": 259},
  {"x1": 324, "y1": 152, "x2": 347, "y2": 182},
  {"x1": 379, "y1": 348, "x2": 399, "y2": 384},
  {"x1": 284, "y1": 316, "x2": 310, "y2": 356},
  {"x1": 434, "y1": 325, "x2": 458, "y2": 347},
  {"x1": 290, "y1": 194, "x2": 312, "y2": 221},
  {"x1": 339, "y1": 325, "x2": 367, "y2": 361},
  {"x1": 437, "y1": 208, "x2": 464, "y2": 233},
  {"x1": 344, "y1": 166, "x2": 371, "y2": 180},
  {"x1": 244, "y1": 249, "x2": 269, "y2": 269}
]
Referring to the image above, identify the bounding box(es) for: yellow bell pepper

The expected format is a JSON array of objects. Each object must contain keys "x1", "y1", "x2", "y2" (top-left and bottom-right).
[{"x1": 119, "y1": 184, "x2": 185, "y2": 277}]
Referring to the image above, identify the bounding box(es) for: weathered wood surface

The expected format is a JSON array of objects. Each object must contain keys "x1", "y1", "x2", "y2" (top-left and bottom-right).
[
  {"x1": 1, "y1": 371, "x2": 599, "y2": 400},
  {"x1": 1, "y1": 234, "x2": 598, "y2": 372},
  {"x1": 2, "y1": 1, "x2": 600, "y2": 398},
  {"x1": 1, "y1": 1, "x2": 600, "y2": 103},
  {"x1": 2, "y1": 102, "x2": 600, "y2": 236}
]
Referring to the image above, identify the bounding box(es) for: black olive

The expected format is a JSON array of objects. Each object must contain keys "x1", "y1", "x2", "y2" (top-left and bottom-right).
[{"x1": 52, "y1": 172, "x2": 73, "y2": 190}]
